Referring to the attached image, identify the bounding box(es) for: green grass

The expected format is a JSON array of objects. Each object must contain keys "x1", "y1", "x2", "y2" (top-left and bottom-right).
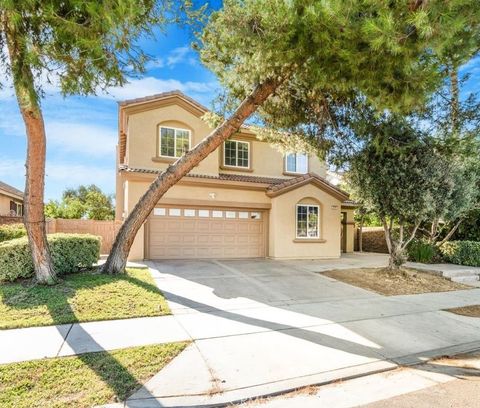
[
  {"x1": 0, "y1": 342, "x2": 188, "y2": 408},
  {"x1": 0, "y1": 268, "x2": 170, "y2": 329}
]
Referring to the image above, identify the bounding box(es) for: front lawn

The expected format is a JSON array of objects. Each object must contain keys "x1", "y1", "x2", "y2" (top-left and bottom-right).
[
  {"x1": 322, "y1": 268, "x2": 470, "y2": 296},
  {"x1": 0, "y1": 342, "x2": 187, "y2": 408},
  {"x1": 0, "y1": 268, "x2": 170, "y2": 329}
]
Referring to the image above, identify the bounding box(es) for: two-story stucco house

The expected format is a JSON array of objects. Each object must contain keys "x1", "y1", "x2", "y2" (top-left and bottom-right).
[
  {"x1": 0, "y1": 180, "x2": 23, "y2": 217},
  {"x1": 115, "y1": 91, "x2": 357, "y2": 261}
]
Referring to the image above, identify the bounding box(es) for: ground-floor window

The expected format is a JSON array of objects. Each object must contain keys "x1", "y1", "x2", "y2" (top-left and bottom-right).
[{"x1": 296, "y1": 204, "x2": 319, "y2": 238}]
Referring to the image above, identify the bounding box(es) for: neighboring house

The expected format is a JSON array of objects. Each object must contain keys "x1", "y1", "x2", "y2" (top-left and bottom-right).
[
  {"x1": 0, "y1": 180, "x2": 23, "y2": 217},
  {"x1": 116, "y1": 91, "x2": 357, "y2": 261}
]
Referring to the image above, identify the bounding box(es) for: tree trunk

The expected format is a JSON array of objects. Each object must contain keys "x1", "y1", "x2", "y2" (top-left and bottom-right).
[
  {"x1": 388, "y1": 247, "x2": 405, "y2": 270},
  {"x1": 4, "y1": 13, "x2": 57, "y2": 284},
  {"x1": 438, "y1": 218, "x2": 463, "y2": 246},
  {"x1": 450, "y1": 67, "x2": 460, "y2": 135},
  {"x1": 102, "y1": 78, "x2": 282, "y2": 274}
]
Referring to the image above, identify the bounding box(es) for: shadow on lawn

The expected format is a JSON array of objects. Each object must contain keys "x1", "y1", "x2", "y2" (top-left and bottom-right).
[
  {"x1": 1, "y1": 269, "x2": 164, "y2": 406},
  {"x1": 0, "y1": 269, "x2": 163, "y2": 326}
]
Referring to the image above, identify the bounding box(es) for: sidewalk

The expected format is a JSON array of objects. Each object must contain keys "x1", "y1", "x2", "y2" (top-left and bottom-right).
[{"x1": 0, "y1": 315, "x2": 189, "y2": 364}]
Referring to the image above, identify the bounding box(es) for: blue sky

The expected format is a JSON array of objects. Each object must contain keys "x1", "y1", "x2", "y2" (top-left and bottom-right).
[{"x1": 0, "y1": 9, "x2": 479, "y2": 201}]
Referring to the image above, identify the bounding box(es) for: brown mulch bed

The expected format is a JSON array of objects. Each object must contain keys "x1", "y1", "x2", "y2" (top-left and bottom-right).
[
  {"x1": 321, "y1": 267, "x2": 470, "y2": 296},
  {"x1": 445, "y1": 305, "x2": 480, "y2": 317}
]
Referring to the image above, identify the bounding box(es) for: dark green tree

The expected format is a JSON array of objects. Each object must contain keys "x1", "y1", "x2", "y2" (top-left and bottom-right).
[
  {"x1": 0, "y1": 0, "x2": 173, "y2": 283},
  {"x1": 347, "y1": 115, "x2": 452, "y2": 269},
  {"x1": 104, "y1": 0, "x2": 480, "y2": 274}
]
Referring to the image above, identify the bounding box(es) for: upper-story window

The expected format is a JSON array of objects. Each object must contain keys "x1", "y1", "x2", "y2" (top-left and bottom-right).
[
  {"x1": 224, "y1": 140, "x2": 250, "y2": 168},
  {"x1": 159, "y1": 126, "x2": 190, "y2": 158},
  {"x1": 285, "y1": 153, "x2": 308, "y2": 174}
]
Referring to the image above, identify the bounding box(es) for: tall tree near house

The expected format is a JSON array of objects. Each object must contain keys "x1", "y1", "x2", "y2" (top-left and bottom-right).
[
  {"x1": 347, "y1": 115, "x2": 452, "y2": 269},
  {"x1": 420, "y1": 64, "x2": 480, "y2": 245},
  {"x1": 0, "y1": 1, "x2": 173, "y2": 284},
  {"x1": 104, "y1": 0, "x2": 480, "y2": 274}
]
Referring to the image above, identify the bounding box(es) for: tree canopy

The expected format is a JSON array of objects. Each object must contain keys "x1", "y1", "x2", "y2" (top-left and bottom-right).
[
  {"x1": 199, "y1": 0, "x2": 480, "y2": 158},
  {"x1": 45, "y1": 185, "x2": 115, "y2": 221}
]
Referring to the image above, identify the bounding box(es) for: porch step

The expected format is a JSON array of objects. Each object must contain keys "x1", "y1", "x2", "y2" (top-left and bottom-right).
[
  {"x1": 442, "y1": 270, "x2": 480, "y2": 278},
  {"x1": 450, "y1": 274, "x2": 480, "y2": 284}
]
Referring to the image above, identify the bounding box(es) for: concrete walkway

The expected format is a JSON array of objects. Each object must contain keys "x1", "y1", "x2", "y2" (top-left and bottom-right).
[{"x1": 0, "y1": 316, "x2": 189, "y2": 364}]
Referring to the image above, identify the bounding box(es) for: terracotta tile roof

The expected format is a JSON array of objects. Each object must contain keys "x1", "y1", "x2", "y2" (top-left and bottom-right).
[
  {"x1": 119, "y1": 166, "x2": 354, "y2": 203},
  {"x1": 0, "y1": 180, "x2": 23, "y2": 198},
  {"x1": 118, "y1": 90, "x2": 209, "y2": 113},
  {"x1": 266, "y1": 173, "x2": 350, "y2": 201},
  {"x1": 119, "y1": 166, "x2": 287, "y2": 185}
]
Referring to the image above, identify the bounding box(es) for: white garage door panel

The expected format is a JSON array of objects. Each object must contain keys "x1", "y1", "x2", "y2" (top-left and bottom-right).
[{"x1": 148, "y1": 207, "x2": 266, "y2": 259}]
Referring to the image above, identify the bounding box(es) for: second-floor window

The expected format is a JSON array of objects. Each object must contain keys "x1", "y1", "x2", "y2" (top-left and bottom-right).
[
  {"x1": 224, "y1": 140, "x2": 249, "y2": 168},
  {"x1": 159, "y1": 126, "x2": 190, "y2": 158},
  {"x1": 285, "y1": 153, "x2": 308, "y2": 174}
]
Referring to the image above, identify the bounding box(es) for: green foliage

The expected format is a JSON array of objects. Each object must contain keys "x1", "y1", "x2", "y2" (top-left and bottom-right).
[
  {"x1": 45, "y1": 185, "x2": 115, "y2": 220},
  {"x1": 0, "y1": 268, "x2": 170, "y2": 329},
  {"x1": 453, "y1": 209, "x2": 480, "y2": 241},
  {"x1": 0, "y1": 224, "x2": 26, "y2": 242},
  {"x1": 407, "y1": 239, "x2": 440, "y2": 264},
  {"x1": 348, "y1": 116, "x2": 448, "y2": 224},
  {"x1": 0, "y1": 343, "x2": 187, "y2": 408},
  {"x1": 440, "y1": 241, "x2": 480, "y2": 267},
  {"x1": 0, "y1": 234, "x2": 100, "y2": 282},
  {"x1": 199, "y1": 0, "x2": 480, "y2": 159},
  {"x1": 0, "y1": 0, "x2": 176, "y2": 102}
]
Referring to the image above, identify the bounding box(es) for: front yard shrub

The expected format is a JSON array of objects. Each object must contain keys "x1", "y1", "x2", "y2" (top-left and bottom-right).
[
  {"x1": 440, "y1": 241, "x2": 480, "y2": 267},
  {"x1": 0, "y1": 223, "x2": 26, "y2": 242},
  {"x1": 407, "y1": 239, "x2": 440, "y2": 263},
  {"x1": 0, "y1": 233, "x2": 100, "y2": 282}
]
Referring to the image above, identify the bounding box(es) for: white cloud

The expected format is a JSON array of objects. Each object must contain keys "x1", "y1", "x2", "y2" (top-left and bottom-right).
[
  {"x1": 98, "y1": 76, "x2": 218, "y2": 101},
  {"x1": 0, "y1": 158, "x2": 25, "y2": 177},
  {"x1": 0, "y1": 157, "x2": 113, "y2": 186},
  {"x1": 45, "y1": 162, "x2": 113, "y2": 185},
  {"x1": 46, "y1": 122, "x2": 117, "y2": 158},
  {"x1": 145, "y1": 46, "x2": 198, "y2": 71}
]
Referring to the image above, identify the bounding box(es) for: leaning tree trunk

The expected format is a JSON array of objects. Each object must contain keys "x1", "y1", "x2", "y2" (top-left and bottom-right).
[
  {"x1": 4, "y1": 14, "x2": 57, "y2": 284},
  {"x1": 103, "y1": 78, "x2": 282, "y2": 274}
]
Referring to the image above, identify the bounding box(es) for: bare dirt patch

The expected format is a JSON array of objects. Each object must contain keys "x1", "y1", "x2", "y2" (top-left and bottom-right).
[
  {"x1": 321, "y1": 268, "x2": 469, "y2": 296},
  {"x1": 445, "y1": 305, "x2": 480, "y2": 318}
]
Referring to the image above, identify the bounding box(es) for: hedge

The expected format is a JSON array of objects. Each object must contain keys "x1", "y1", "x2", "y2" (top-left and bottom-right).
[
  {"x1": 440, "y1": 241, "x2": 480, "y2": 267},
  {"x1": 0, "y1": 223, "x2": 26, "y2": 242},
  {"x1": 0, "y1": 233, "x2": 100, "y2": 282}
]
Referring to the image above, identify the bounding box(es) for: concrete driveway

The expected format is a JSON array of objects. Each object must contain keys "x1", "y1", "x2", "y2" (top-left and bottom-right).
[{"x1": 126, "y1": 255, "x2": 480, "y2": 407}]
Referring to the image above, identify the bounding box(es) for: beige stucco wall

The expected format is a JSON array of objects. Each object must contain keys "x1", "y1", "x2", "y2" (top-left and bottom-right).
[
  {"x1": 0, "y1": 194, "x2": 11, "y2": 215},
  {"x1": 0, "y1": 192, "x2": 22, "y2": 216},
  {"x1": 269, "y1": 184, "x2": 343, "y2": 259},
  {"x1": 219, "y1": 138, "x2": 327, "y2": 179},
  {"x1": 126, "y1": 105, "x2": 219, "y2": 176},
  {"x1": 124, "y1": 103, "x2": 327, "y2": 180}
]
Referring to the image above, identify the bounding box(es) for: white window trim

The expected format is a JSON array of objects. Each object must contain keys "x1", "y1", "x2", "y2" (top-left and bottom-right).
[
  {"x1": 158, "y1": 126, "x2": 191, "y2": 158},
  {"x1": 295, "y1": 204, "x2": 320, "y2": 239},
  {"x1": 223, "y1": 140, "x2": 250, "y2": 168},
  {"x1": 285, "y1": 153, "x2": 309, "y2": 174}
]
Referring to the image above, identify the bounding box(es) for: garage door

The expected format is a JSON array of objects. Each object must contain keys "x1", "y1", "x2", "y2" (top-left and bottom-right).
[{"x1": 147, "y1": 206, "x2": 267, "y2": 259}]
